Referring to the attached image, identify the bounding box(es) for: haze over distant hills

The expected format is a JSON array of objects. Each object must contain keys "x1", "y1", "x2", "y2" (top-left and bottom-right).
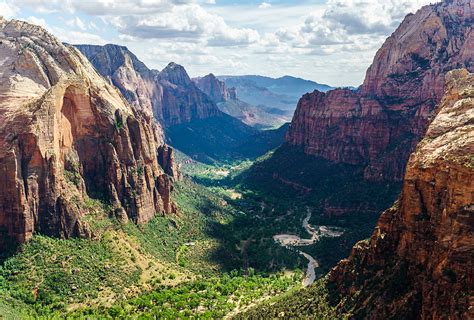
[
  {"x1": 218, "y1": 75, "x2": 334, "y2": 111},
  {"x1": 193, "y1": 73, "x2": 293, "y2": 129}
]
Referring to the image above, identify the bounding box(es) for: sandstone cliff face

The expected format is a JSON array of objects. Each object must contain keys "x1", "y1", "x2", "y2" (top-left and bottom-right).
[
  {"x1": 75, "y1": 44, "x2": 161, "y2": 123},
  {"x1": 76, "y1": 45, "x2": 222, "y2": 127},
  {"x1": 193, "y1": 73, "x2": 235, "y2": 103},
  {"x1": 156, "y1": 63, "x2": 222, "y2": 126},
  {"x1": 0, "y1": 19, "x2": 175, "y2": 250},
  {"x1": 329, "y1": 69, "x2": 474, "y2": 319},
  {"x1": 287, "y1": 0, "x2": 473, "y2": 181}
]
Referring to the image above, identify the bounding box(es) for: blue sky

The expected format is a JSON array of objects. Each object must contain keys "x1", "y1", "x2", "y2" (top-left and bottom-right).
[{"x1": 1, "y1": 0, "x2": 436, "y2": 86}]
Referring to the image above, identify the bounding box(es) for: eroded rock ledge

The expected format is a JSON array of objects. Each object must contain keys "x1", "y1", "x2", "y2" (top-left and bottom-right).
[{"x1": 329, "y1": 69, "x2": 474, "y2": 319}]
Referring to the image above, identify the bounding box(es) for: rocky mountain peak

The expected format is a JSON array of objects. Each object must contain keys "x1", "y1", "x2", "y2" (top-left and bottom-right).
[
  {"x1": 75, "y1": 44, "x2": 150, "y2": 77},
  {"x1": 193, "y1": 73, "x2": 236, "y2": 103},
  {"x1": 158, "y1": 62, "x2": 192, "y2": 87},
  {"x1": 286, "y1": 0, "x2": 473, "y2": 182},
  {"x1": 77, "y1": 46, "x2": 222, "y2": 127}
]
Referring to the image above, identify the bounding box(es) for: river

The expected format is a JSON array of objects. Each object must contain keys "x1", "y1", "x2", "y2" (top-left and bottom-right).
[{"x1": 273, "y1": 209, "x2": 343, "y2": 287}]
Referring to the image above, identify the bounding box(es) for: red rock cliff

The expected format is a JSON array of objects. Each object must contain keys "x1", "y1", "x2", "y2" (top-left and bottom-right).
[
  {"x1": 287, "y1": 0, "x2": 473, "y2": 181},
  {"x1": 0, "y1": 19, "x2": 175, "y2": 250},
  {"x1": 329, "y1": 69, "x2": 474, "y2": 319}
]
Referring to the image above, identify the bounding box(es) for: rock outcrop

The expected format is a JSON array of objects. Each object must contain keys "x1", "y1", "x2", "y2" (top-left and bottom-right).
[
  {"x1": 193, "y1": 73, "x2": 236, "y2": 103},
  {"x1": 76, "y1": 45, "x2": 222, "y2": 127},
  {"x1": 287, "y1": 0, "x2": 473, "y2": 181},
  {"x1": 329, "y1": 69, "x2": 474, "y2": 319},
  {"x1": 156, "y1": 62, "x2": 222, "y2": 126},
  {"x1": 0, "y1": 19, "x2": 175, "y2": 250},
  {"x1": 194, "y1": 73, "x2": 290, "y2": 128},
  {"x1": 157, "y1": 145, "x2": 180, "y2": 180}
]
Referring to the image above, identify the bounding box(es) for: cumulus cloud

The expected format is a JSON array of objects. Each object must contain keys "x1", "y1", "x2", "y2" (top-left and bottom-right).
[
  {"x1": 10, "y1": 0, "x2": 193, "y2": 15},
  {"x1": 11, "y1": 0, "x2": 260, "y2": 47},
  {"x1": 65, "y1": 16, "x2": 87, "y2": 31},
  {"x1": 57, "y1": 29, "x2": 108, "y2": 45},
  {"x1": 23, "y1": 14, "x2": 107, "y2": 45},
  {"x1": 109, "y1": 4, "x2": 259, "y2": 46},
  {"x1": 321, "y1": 0, "x2": 434, "y2": 35},
  {"x1": 273, "y1": 0, "x2": 435, "y2": 50},
  {"x1": 25, "y1": 16, "x2": 48, "y2": 28},
  {"x1": 5, "y1": 0, "x2": 441, "y2": 86},
  {"x1": 0, "y1": 1, "x2": 18, "y2": 18}
]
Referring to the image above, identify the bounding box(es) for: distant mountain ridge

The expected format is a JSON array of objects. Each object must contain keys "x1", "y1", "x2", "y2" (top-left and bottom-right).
[
  {"x1": 218, "y1": 75, "x2": 334, "y2": 111},
  {"x1": 193, "y1": 74, "x2": 291, "y2": 128},
  {"x1": 229, "y1": 75, "x2": 332, "y2": 96}
]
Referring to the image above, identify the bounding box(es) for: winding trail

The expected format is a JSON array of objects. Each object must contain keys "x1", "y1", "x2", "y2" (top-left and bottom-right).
[{"x1": 273, "y1": 209, "x2": 343, "y2": 287}]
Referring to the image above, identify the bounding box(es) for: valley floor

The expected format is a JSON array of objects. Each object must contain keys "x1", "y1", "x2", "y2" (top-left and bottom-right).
[{"x1": 0, "y1": 147, "x2": 399, "y2": 319}]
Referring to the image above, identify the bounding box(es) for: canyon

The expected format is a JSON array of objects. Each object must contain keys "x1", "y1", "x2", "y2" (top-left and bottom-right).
[{"x1": 0, "y1": 1, "x2": 472, "y2": 319}]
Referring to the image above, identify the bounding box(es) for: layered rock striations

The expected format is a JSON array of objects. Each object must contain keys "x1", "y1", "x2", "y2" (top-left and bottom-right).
[
  {"x1": 329, "y1": 69, "x2": 474, "y2": 319},
  {"x1": 0, "y1": 19, "x2": 175, "y2": 250},
  {"x1": 287, "y1": 0, "x2": 473, "y2": 181},
  {"x1": 76, "y1": 45, "x2": 222, "y2": 127}
]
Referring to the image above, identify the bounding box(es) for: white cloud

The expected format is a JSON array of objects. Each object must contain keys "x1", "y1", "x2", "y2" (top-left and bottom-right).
[
  {"x1": 55, "y1": 29, "x2": 107, "y2": 45},
  {"x1": 65, "y1": 16, "x2": 87, "y2": 31},
  {"x1": 321, "y1": 0, "x2": 435, "y2": 35},
  {"x1": 110, "y1": 4, "x2": 260, "y2": 46},
  {"x1": 4, "y1": 0, "x2": 442, "y2": 86},
  {"x1": 25, "y1": 16, "x2": 48, "y2": 28},
  {"x1": 0, "y1": 1, "x2": 17, "y2": 18},
  {"x1": 20, "y1": 14, "x2": 107, "y2": 45},
  {"x1": 11, "y1": 0, "x2": 197, "y2": 16},
  {"x1": 273, "y1": 0, "x2": 436, "y2": 50},
  {"x1": 10, "y1": 0, "x2": 260, "y2": 47}
]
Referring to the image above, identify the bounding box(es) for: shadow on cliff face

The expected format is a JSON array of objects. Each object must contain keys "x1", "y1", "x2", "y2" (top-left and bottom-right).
[
  {"x1": 0, "y1": 239, "x2": 19, "y2": 264},
  {"x1": 235, "y1": 144, "x2": 401, "y2": 211}
]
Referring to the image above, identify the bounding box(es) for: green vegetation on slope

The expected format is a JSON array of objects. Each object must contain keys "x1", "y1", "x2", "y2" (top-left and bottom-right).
[
  {"x1": 0, "y1": 235, "x2": 142, "y2": 316},
  {"x1": 167, "y1": 116, "x2": 288, "y2": 164},
  {"x1": 68, "y1": 270, "x2": 300, "y2": 319},
  {"x1": 233, "y1": 277, "x2": 340, "y2": 319},
  {"x1": 0, "y1": 177, "x2": 305, "y2": 318},
  {"x1": 0, "y1": 143, "x2": 401, "y2": 319}
]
